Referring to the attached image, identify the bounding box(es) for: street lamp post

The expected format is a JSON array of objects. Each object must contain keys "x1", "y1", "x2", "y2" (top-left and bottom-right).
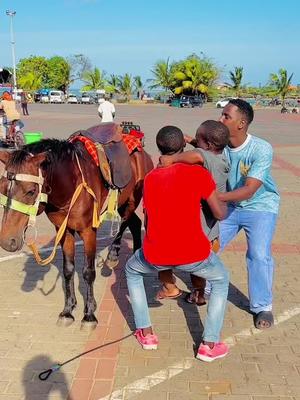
[{"x1": 6, "y1": 10, "x2": 17, "y2": 92}]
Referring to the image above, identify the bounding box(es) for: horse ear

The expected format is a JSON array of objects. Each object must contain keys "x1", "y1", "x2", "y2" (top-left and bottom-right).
[
  {"x1": 0, "y1": 151, "x2": 10, "y2": 165},
  {"x1": 32, "y1": 152, "x2": 47, "y2": 166}
]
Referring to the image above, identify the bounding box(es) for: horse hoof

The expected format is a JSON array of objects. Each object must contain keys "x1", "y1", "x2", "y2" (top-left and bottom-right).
[
  {"x1": 96, "y1": 246, "x2": 109, "y2": 268},
  {"x1": 106, "y1": 258, "x2": 119, "y2": 269},
  {"x1": 80, "y1": 316, "x2": 98, "y2": 331},
  {"x1": 57, "y1": 316, "x2": 74, "y2": 327},
  {"x1": 101, "y1": 264, "x2": 113, "y2": 277}
]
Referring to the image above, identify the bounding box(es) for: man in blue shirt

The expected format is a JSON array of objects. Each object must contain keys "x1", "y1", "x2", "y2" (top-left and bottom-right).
[{"x1": 218, "y1": 99, "x2": 280, "y2": 329}]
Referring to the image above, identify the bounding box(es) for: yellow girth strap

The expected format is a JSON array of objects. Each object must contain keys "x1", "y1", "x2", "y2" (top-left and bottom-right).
[{"x1": 29, "y1": 153, "x2": 120, "y2": 266}]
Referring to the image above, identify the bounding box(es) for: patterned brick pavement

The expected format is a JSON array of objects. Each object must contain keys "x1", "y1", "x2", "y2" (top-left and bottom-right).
[{"x1": 0, "y1": 105, "x2": 299, "y2": 399}]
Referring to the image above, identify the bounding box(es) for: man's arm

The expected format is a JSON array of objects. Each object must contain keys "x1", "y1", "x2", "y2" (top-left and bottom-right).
[
  {"x1": 159, "y1": 150, "x2": 204, "y2": 167},
  {"x1": 206, "y1": 190, "x2": 227, "y2": 220},
  {"x1": 218, "y1": 177, "x2": 262, "y2": 202}
]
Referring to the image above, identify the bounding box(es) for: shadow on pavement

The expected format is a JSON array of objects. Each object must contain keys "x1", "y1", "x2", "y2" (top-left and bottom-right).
[{"x1": 23, "y1": 355, "x2": 71, "y2": 400}]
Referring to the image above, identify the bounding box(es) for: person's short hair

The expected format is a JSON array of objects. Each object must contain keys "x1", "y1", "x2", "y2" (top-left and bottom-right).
[
  {"x1": 156, "y1": 125, "x2": 185, "y2": 155},
  {"x1": 196, "y1": 120, "x2": 230, "y2": 151},
  {"x1": 228, "y1": 98, "x2": 254, "y2": 125}
]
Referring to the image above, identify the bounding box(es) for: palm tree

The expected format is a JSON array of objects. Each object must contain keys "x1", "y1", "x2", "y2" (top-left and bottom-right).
[
  {"x1": 148, "y1": 58, "x2": 174, "y2": 93},
  {"x1": 106, "y1": 74, "x2": 120, "y2": 94},
  {"x1": 229, "y1": 66, "x2": 244, "y2": 96},
  {"x1": 134, "y1": 75, "x2": 143, "y2": 99},
  {"x1": 270, "y1": 68, "x2": 293, "y2": 108},
  {"x1": 172, "y1": 55, "x2": 219, "y2": 97},
  {"x1": 81, "y1": 67, "x2": 107, "y2": 91},
  {"x1": 117, "y1": 73, "x2": 134, "y2": 102}
]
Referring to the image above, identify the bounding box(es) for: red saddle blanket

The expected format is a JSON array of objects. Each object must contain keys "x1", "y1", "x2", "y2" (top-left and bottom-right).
[{"x1": 71, "y1": 134, "x2": 142, "y2": 166}]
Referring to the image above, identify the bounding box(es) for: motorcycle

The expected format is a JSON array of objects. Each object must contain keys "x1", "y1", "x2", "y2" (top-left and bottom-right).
[{"x1": 0, "y1": 111, "x2": 25, "y2": 149}]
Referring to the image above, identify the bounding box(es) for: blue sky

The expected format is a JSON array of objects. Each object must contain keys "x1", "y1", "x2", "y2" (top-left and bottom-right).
[{"x1": 0, "y1": 0, "x2": 299, "y2": 87}]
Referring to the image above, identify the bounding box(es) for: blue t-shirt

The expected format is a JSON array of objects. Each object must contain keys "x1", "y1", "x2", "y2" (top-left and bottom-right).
[{"x1": 224, "y1": 134, "x2": 280, "y2": 214}]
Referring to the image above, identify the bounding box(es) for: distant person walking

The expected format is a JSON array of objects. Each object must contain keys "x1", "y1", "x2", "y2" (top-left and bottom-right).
[
  {"x1": 20, "y1": 91, "x2": 29, "y2": 116},
  {"x1": 98, "y1": 95, "x2": 115, "y2": 122}
]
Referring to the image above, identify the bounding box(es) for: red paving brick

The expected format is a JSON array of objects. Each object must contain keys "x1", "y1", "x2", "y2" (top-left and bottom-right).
[
  {"x1": 68, "y1": 378, "x2": 93, "y2": 400},
  {"x1": 89, "y1": 380, "x2": 114, "y2": 400},
  {"x1": 274, "y1": 155, "x2": 300, "y2": 177}
]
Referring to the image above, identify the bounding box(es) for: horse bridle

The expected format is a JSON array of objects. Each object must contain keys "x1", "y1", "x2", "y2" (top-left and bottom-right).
[{"x1": 0, "y1": 168, "x2": 48, "y2": 225}]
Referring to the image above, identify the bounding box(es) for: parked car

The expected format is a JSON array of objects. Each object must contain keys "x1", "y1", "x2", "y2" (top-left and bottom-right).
[
  {"x1": 81, "y1": 93, "x2": 95, "y2": 104},
  {"x1": 49, "y1": 90, "x2": 65, "y2": 103},
  {"x1": 40, "y1": 94, "x2": 50, "y2": 103},
  {"x1": 215, "y1": 98, "x2": 233, "y2": 108},
  {"x1": 67, "y1": 94, "x2": 79, "y2": 104},
  {"x1": 179, "y1": 95, "x2": 203, "y2": 108}
]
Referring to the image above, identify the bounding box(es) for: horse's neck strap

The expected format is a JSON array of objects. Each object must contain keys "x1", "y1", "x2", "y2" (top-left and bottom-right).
[{"x1": 2, "y1": 171, "x2": 44, "y2": 185}]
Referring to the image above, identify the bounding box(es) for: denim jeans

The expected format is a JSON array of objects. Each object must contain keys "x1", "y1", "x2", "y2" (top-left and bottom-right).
[
  {"x1": 125, "y1": 249, "x2": 229, "y2": 343},
  {"x1": 220, "y1": 207, "x2": 278, "y2": 314}
]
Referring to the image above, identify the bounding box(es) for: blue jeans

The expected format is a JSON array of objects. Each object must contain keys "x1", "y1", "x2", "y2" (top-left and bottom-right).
[
  {"x1": 125, "y1": 249, "x2": 229, "y2": 343},
  {"x1": 220, "y1": 207, "x2": 278, "y2": 314}
]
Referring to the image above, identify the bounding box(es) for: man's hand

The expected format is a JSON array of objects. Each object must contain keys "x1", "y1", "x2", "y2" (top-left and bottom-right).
[{"x1": 184, "y1": 134, "x2": 194, "y2": 144}]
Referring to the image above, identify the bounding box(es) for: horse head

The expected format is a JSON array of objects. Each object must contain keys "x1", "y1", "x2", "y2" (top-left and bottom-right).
[{"x1": 0, "y1": 150, "x2": 47, "y2": 252}]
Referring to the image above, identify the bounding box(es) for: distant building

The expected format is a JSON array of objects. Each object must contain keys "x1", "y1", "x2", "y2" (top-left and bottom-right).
[{"x1": 216, "y1": 82, "x2": 231, "y2": 90}]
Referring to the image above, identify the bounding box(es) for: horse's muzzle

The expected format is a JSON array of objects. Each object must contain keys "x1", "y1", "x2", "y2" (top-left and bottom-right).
[{"x1": 0, "y1": 236, "x2": 23, "y2": 252}]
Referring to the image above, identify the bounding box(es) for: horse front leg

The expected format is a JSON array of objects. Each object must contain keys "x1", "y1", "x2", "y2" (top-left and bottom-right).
[
  {"x1": 79, "y1": 228, "x2": 98, "y2": 328},
  {"x1": 58, "y1": 230, "x2": 77, "y2": 327}
]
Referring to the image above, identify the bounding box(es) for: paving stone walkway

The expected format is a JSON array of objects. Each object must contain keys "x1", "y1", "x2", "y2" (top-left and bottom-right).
[{"x1": 0, "y1": 105, "x2": 299, "y2": 399}]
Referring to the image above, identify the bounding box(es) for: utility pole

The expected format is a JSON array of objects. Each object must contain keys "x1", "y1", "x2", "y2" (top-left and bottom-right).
[{"x1": 6, "y1": 10, "x2": 17, "y2": 92}]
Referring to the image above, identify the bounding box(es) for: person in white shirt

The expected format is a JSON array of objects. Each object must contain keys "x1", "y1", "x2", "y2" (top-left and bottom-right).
[{"x1": 98, "y1": 96, "x2": 115, "y2": 122}]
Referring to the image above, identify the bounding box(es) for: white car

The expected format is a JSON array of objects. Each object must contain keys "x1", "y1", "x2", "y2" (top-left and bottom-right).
[
  {"x1": 216, "y1": 98, "x2": 235, "y2": 108},
  {"x1": 81, "y1": 93, "x2": 95, "y2": 104},
  {"x1": 67, "y1": 94, "x2": 79, "y2": 104},
  {"x1": 49, "y1": 90, "x2": 65, "y2": 103}
]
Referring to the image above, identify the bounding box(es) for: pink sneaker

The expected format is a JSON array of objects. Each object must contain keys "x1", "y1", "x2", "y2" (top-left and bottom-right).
[
  {"x1": 196, "y1": 342, "x2": 229, "y2": 362},
  {"x1": 134, "y1": 329, "x2": 158, "y2": 350}
]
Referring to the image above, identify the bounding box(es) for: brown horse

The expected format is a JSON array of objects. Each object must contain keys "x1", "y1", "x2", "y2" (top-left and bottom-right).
[{"x1": 0, "y1": 133, "x2": 153, "y2": 327}]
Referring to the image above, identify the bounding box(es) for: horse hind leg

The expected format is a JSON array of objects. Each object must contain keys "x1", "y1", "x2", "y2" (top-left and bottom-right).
[
  {"x1": 57, "y1": 230, "x2": 77, "y2": 327},
  {"x1": 105, "y1": 218, "x2": 129, "y2": 269},
  {"x1": 128, "y1": 212, "x2": 142, "y2": 252},
  {"x1": 79, "y1": 228, "x2": 98, "y2": 329}
]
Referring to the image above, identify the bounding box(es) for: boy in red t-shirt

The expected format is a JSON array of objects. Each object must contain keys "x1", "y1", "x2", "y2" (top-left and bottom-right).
[{"x1": 125, "y1": 126, "x2": 230, "y2": 362}]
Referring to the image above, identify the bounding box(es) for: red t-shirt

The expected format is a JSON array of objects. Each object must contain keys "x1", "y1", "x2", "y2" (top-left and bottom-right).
[{"x1": 143, "y1": 163, "x2": 216, "y2": 265}]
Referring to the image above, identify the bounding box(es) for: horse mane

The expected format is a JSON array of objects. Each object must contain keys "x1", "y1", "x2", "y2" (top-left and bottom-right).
[{"x1": 8, "y1": 138, "x2": 86, "y2": 169}]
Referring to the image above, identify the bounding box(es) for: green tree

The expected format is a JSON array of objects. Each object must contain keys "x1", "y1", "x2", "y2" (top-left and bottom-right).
[
  {"x1": 46, "y1": 56, "x2": 70, "y2": 92},
  {"x1": 270, "y1": 68, "x2": 293, "y2": 107},
  {"x1": 149, "y1": 58, "x2": 175, "y2": 93},
  {"x1": 18, "y1": 71, "x2": 42, "y2": 91},
  {"x1": 117, "y1": 73, "x2": 134, "y2": 102},
  {"x1": 229, "y1": 66, "x2": 244, "y2": 96},
  {"x1": 17, "y1": 56, "x2": 49, "y2": 88},
  {"x1": 81, "y1": 67, "x2": 107, "y2": 91},
  {"x1": 172, "y1": 54, "x2": 219, "y2": 97}
]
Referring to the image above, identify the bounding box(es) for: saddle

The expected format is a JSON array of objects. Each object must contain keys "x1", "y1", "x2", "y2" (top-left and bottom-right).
[{"x1": 72, "y1": 123, "x2": 132, "y2": 189}]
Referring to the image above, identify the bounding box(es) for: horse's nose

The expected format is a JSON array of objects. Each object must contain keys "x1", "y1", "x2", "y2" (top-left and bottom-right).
[{"x1": 8, "y1": 237, "x2": 18, "y2": 252}]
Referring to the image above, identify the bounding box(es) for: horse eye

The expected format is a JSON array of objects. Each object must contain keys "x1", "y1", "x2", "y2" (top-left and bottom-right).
[{"x1": 26, "y1": 189, "x2": 36, "y2": 197}]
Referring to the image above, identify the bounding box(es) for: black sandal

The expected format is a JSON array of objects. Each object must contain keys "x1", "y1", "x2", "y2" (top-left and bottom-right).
[
  {"x1": 254, "y1": 311, "x2": 274, "y2": 330},
  {"x1": 185, "y1": 290, "x2": 206, "y2": 306}
]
